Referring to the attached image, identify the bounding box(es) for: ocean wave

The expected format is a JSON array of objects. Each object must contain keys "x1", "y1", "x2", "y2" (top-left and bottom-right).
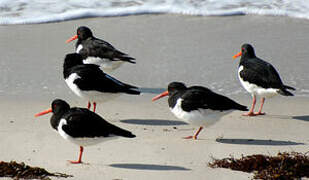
[{"x1": 0, "y1": 0, "x2": 309, "y2": 24}]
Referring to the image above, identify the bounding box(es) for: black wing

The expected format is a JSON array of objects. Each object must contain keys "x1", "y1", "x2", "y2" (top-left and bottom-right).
[
  {"x1": 70, "y1": 65, "x2": 140, "y2": 94},
  {"x1": 79, "y1": 37, "x2": 135, "y2": 63},
  {"x1": 240, "y1": 58, "x2": 285, "y2": 89},
  {"x1": 181, "y1": 86, "x2": 247, "y2": 112},
  {"x1": 61, "y1": 108, "x2": 135, "y2": 138}
]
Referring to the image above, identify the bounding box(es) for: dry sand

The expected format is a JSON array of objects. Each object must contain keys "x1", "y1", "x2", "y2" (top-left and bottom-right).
[{"x1": 0, "y1": 15, "x2": 308, "y2": 179}]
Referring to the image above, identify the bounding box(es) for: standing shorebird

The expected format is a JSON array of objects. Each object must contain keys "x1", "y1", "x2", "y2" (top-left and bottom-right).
[
  {"x1": 152, "y1": 82, "x2": 248, "y2": 139},
  {"x1": 233, "y1": 44, "x2": 295, "y2": 116},
  {"x1": 35, "y1": 99, "x2": 136, "y2": 164},
  {"x1": 66, "y1": 26, "x2": 135, "y2": 73},
  {"x1": 63, "y1": 53, "x2": 140, "y2": 112}
]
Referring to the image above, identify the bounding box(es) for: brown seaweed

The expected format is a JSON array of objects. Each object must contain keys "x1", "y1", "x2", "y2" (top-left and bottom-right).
[
  {"x1": 208, "y1": 152, "x2": 309, "y2": 179},
  {"x1": 0, "y1": 161, "x2": 72, "y2": 179}
]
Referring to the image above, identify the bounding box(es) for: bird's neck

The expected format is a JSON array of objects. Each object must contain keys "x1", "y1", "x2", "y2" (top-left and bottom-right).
[
  {"x1": 240, "y1": 53, "x2": 256, "y2": 63},
  {"x1": 63, "y1": 59, "x2": 81, "y2": 78},
  {"x1": 77, "y1": 36, "x2": 93, "y2": 45},
  {"x1": 50, "y1": 113, "x2": 65, "y2": 130},
  {"x1": 168, "y1": 91, "x2": 183, "y2": 108},
  {"x1": 76, "y1": 39, "x2": 82, "y2": 48},
  {"x1": 63, "y1": 62, "x2": 72, "y2": 79}
]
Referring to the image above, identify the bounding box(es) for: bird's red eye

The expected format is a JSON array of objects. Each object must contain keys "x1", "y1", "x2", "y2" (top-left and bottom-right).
[{"x1": 241, "y1": 48, "x2": 245, "y2": 51}]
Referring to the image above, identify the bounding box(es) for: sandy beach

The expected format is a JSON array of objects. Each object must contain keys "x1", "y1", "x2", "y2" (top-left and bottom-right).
[{"x1": 0, "y1": 15, "x2": 308, "y2": 179}]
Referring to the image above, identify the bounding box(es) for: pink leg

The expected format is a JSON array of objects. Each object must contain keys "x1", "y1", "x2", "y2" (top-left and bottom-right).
[
  {"x1": 87, "y1": 101, "x2": 91, "y2": 109},
  {"x1": 183, "y1": 126, "x2": 203, "y2": 140},
  {"x1": 93, "y1": 102, "x2": 97, "y2": 112},
  {"x1": 243, "y1": 95, "x2": 257, "y2": 116},
  {"x1": 69, "y1": 146, "x2": 84, "y2": 164},
  {"x1": 254, "y1": 97, "x2": 266, "y2": 115}
]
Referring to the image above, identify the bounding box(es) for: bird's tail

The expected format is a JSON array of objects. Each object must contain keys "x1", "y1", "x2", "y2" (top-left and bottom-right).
[
  {"x1": 122, "y1": 82, "x2": 140, "y2": 95},
  {"x1": 283, "y1": 85, "x2": 295, "y2": 91},
  {"x1": 111, "y1": 125, "x2": 136, "y2": 138},
  {"x1": 119, "y1": 56, "x2": 136, "y2": 64},
  {"x1": 278, "y1": 88, "x2": 294, "y2": 96},
  {"x1": 125, "y1": 87, "x2": 141, "y2": 95}
]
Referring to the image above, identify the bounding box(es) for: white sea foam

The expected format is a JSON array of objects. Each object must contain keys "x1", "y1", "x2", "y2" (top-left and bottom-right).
[{"x1": 1, "y1": 0, "x2": 309, "y2": 24}]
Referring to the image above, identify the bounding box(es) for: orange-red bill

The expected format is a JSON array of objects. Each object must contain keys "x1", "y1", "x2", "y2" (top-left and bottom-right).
[
  {"x1": 66, "y1": 35, "x2": 78, "y2": 43},
  {"x1": 152, "y1": 91, "x2": 169, "y2": 101},
  {"x1": 233, "y1": 51, "x2": 242, "y2": 59},
  {"x1": 35, "y1": 108, "x2": 52, "y2": 117}
]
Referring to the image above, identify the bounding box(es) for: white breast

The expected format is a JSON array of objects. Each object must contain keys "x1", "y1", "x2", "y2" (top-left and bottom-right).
[
  {"x1": 83, "y1": 57, "x2": 124, "y2": 73},
  {"x1": 78, "y1": 90, "x2": 120, "y2": 103},
  {"x1": 76, "y1": 43, "x2": 124, "y2": 72},
  {"x1": 76, "y1": 44, "x2": 83, "y2": 53},
  {"x1": 65, "y1": 73, "x2": 83, "y2": 98},
  {"x1": 170, "y1": 99, "x2": 231, "y2": 127},
  {"x1": 238, "y1": 65, "x2": 279, "y2": 98},
  {"x1": 57, "y1": 119, "x2": 118, "y2": 147},
  {"x1": 65, "y1": 73, "x2": 120, "y2": 103}
]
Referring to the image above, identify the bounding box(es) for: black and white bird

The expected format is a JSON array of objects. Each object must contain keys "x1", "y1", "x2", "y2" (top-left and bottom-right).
[
  {"x1": 152, "y1": 82, "x2": 248, "y2": 140},
  {"x1": 35, "y1": 99, "x2": 136, "y2": 164},
  {"x1": 233, "y1": 44, "x2": 295, "y2": 116},
  {"x1": 66, "y1": 26, "x2": 135, "y2": 73},
  {"x1": 63, "y1": 53, "x2": 140, "y2": 112}
]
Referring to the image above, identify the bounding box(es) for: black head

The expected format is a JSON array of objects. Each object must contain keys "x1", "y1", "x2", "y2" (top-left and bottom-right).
[
  {"x1": 49, "y1": 99, "x2": 70, "y2": 130},
  {"x1": 241, "y1": 43, "x2": 256, "y2": 58},
  {"x1": 64, "y1": 53, "x2": 84, "y2": 68},
  {"x1": 77, "y1": 26, "x2": 93, "y2": 40},
  {"x1": 51, "y1": 99, "x2": 70, "y2": 115},
  {"x1": 35, "y1": 99, "x2": 71, "y2": 130},
  {"x1": 152, "y1": 82, "x2": 187, "y2": 101},
  {"x1": 168, "y1": 82, "x2": 187, "y2": 95}
]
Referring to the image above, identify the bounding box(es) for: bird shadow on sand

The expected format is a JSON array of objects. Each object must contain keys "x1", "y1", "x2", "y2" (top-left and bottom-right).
[
  {"x1": 216, "y1": 138, "x2": 304, "y2": 146},
  {"x1": 256, "y1": 114, "x2": 309, "y2": 122},
  {"x1": 292, "y1": 115, "x2": 309, "y2": 122},
  {"x1": 253, "y1": 114, "x2": 292, "y2": 120},
  {"x1": 109, "y1": 163, "x2": 191, "y2": 171},
  {"x1": 139, "y1": 87, "x2": 166, "y2": 94},
  {"x1": 120, "y1": 119, "x2": 187, "y2": 126}
]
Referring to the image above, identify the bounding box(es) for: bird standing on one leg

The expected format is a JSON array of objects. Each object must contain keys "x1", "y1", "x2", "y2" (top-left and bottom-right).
[
  {"x1": 233, "y1": 44, "x2": 295, "y2": 116},
  {"x1": 152, "y1": 82, "x2": 248, "y2": 140},
  {"x1": 35, "y1": 99, "x2": 136, "y2": 164}
]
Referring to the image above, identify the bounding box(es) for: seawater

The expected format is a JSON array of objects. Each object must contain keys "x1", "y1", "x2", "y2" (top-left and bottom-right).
[{"x1": 0, "y1": 0, "x2": 309, "y2": 24}]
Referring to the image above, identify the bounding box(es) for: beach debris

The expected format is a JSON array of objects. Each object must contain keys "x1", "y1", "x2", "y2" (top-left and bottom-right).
[
  {"x1": 163, "y1": 128, "x2": 171, "y2": 132},
  {"x1": 0, "y1": 161, "x2": 72, "y2": 179},
  {"x1": 208, "y1": 152, "x2": 309, "y2": 179}
]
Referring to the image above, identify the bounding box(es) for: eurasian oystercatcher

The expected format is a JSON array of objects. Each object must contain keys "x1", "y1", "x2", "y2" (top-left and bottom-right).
[
  {"x1": 152, "y1": 82, "x2": 248, "y2": 140},
  {"x1": 35, "y1": 99, "x2": 136, "y2": 164},
  {"x1": 66, "y1": 26, "x2": 135, "y2": 73},
  {"x1": 63, "y1": 53, "x2": 140, "y2": 112},
  {"x1": 233, "y1": 44, "x2": 295, "y2": 116}
]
